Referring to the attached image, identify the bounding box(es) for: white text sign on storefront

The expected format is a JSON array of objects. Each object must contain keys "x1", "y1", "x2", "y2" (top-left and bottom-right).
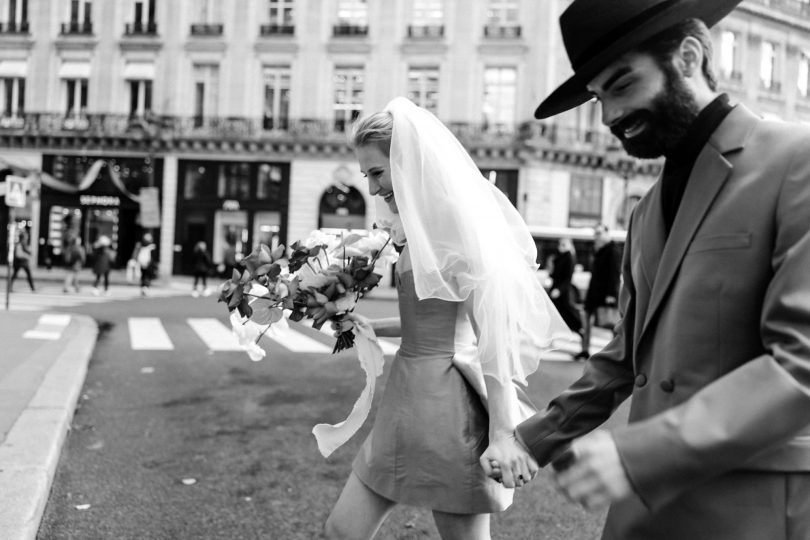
[{"x1": 4, "y1": 175, "x2": 26, "y2": 207}]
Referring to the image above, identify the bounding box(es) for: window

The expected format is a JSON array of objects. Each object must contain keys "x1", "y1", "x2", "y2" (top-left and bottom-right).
[
  {"x1": 263, "y1": 66, "x2": 290, "y2": 130},
  {"x1": 191, "y1": 0, "x2": 222, "y2": 35},
  {"x1": 64, "y1": 78, "x2": 88, "y2": 118},
  {"x1": 126, "y1": 0, "x2": 157, "y2": 35},
  {"x1": 335, "y1": 0, "x2": 367, "y2": 35},
  {"x1": 62, "y1": 0, "x2": 92, "y2": 34},
  {"x1": 568, "y1": 174, "x2": 603, "y2": 228},
  {"x1": 719, "y1": 30, "x2": 741, "y2": 81},
  {"x1": 412, "y1": 0, "x2": 442, "y2": 25},
  {"x1": 484, "y1": 0, "x2": 519, "y2": 37},
  {"x1": 269, "y1": 0, "x2": 294, "y2": 26},
  {"x1": 799, "y1": 53, "x2": 810, "y2": 98},
  {"x1": 333, "y1": 67, "x2": 363, "y2": 132},
  {"x1": 1, "y1": 0, "x2": 28, "y2": 33},
  {"x1": 128, "y1": 80, "x2": 152, "y2": 118},
  {"x1": 407, "y1": 67, "x2": 439, "y2": 114},
  {"x1": 256, "y1": 163, "x2": 284, "y2": 200},
  {"x1": 760, "y1": 40, "x2": 780, "y2": 92},
  {"x1": 482, "y1": 67, "x2": 516, "y2": 131},
  {"x1": 0, "y1": 77, "x2": 24, "y2": 120},
  {"x1": 218, "y1": 163, "x2": 251, "y2": 200},
  {"x1": 193, "y1": 64, "x2": 219, "y2": 128},
  {"x1": 183, "y1": 162, "x2": 217, "y2": 200}
]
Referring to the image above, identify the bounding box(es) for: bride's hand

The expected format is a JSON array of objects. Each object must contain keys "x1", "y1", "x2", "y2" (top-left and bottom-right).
[{"x1": 331, "y1": 312, "x2": 372, "y2": 336}]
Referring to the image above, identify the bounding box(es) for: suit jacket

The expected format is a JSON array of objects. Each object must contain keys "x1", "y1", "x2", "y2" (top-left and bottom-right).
[{"x1": 518, "y1": 104, "x2": 810, "y2": 515}]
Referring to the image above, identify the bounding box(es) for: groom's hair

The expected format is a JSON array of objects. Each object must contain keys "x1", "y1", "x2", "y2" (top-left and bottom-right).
[
  {"x1": 350, "y1": 111, "x2": 393, "y2": 156},
  {"x1": 638, "y1": 18, "x2": 718, "y2": 91}
]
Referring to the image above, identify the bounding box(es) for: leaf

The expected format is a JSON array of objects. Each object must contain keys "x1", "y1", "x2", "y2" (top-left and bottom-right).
[
  {"x1": 251, "y1": 303, "x2": 281, "y2": 325},
  {"x1": 237, "y1": 298, "x2": 253, "y2": 318}
]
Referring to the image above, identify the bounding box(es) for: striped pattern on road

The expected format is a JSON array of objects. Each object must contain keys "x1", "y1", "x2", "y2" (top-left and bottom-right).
[
  {"x1": 302, "y1": 318, "x2": 402, "y2": 356},
  {"x1": 129, "y1": 318, "x2": 174, "y2": 350},
  {"x1": 23, "y1": 313, "x2": 72, "y2": 340},
  {"x1": 187, "y1": 318, "x2": 244, "y2": 351}
]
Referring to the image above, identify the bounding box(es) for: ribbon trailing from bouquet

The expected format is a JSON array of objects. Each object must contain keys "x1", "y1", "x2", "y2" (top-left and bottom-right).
[{"x1": 311, "y1": 323, "x2": 385, "y2": 458}]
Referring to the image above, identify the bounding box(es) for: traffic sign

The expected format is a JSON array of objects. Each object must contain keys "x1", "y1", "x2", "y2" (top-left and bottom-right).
[{"x1": 4, "y1": 175, "x2": 26, "y2": 208}]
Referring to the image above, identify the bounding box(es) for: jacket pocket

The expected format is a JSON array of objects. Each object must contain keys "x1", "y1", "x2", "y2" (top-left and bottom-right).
[{"x1": 687, "y1": 232, "x2": 752, "y2": 254}]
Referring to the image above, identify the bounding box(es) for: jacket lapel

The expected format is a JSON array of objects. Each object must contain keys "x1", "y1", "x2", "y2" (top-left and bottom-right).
[{"x1": 639, "y1": 104, "x2": 758, "y2": 340}]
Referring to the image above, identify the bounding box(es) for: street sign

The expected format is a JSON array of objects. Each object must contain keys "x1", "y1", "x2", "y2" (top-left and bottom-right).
[
  {"x1": 139, "y1": 186, "x2": 161, "y2": 228},
  {"x1": 4, "y1": 175, "x2": 26, "y2": 208}
]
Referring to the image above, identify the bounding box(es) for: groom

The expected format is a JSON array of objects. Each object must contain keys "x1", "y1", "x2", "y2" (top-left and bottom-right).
[{"x1": 482, "y1": 0, "x2": 810, "y2": 538}]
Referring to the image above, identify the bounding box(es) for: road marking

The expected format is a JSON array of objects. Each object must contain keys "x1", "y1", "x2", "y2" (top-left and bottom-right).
[
  {"x1": 302, "y1": 319, "x2": 400, "y2": 355},
  {"x1": 129, "y1": 318, "x2": 174, "y2": 350},
  {"x1": 269, "y1": 324, "x2": 332, "y2": 354},
  {"x1": 23, "y1": 313, "x2": 72, "y2": 340},
  {"x1": 187, "y1": 318, "x2": 244, "y2": 351}
]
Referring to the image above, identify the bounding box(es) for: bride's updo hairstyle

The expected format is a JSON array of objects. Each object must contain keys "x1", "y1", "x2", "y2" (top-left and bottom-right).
[{"x1": 350, "y1": 111, "x2": 393, "y2": 156}]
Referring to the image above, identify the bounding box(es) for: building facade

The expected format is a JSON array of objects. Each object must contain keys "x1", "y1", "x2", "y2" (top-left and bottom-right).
[{"x1": 0, "y1": 0, "x2": 808, "y2": 275}]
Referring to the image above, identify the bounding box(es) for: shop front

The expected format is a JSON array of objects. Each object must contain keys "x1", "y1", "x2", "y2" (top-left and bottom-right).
[
  {"x1": 174, "y1": 159, "x2": 290, "y2": 276},
  {"x1": 38, "y1": 154, "x2": 163, "y2": 267}
]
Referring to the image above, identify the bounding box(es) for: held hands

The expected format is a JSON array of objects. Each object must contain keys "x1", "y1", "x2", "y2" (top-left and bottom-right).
[
  {"x1": 479, "y1": 433, "x2": 539, "y2": 489},
  {"x1": 551, "y1": 430, "x2": 633, "y2": 511}
]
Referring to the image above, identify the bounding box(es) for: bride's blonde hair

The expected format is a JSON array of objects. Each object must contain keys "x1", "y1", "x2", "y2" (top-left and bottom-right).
[{"x1": 350, "y1": 111, "x2": 393, "y2": 156}]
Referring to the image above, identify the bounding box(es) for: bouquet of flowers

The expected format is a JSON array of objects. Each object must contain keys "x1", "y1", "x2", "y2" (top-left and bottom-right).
[{"x1": 219, "y1": 229, "x2": 398, "y2": 361}]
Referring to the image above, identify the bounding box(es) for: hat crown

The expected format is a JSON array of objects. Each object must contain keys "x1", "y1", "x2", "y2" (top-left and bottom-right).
[{"x1": 561, "y1": 0, "x2": 680, "y2": 70}]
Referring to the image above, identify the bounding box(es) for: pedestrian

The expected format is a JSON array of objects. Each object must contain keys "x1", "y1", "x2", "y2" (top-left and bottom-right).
[
  {"x1": 10, "y1": 230, "x2": 35, "y2": 292},
  {"x1": 130, "y1": 233, "x2": 156, "y2": 296},
  {"x1": 323, "y1": 98, "x2": 568, "y2": 540},
  {"x1": 191, "y1": 240, "x2": 213, "y2": 297},
  {"x1": 481, "y1": 1, "x2": 810, "y2": 539},
  {"x1": 221, "y1": 239, "x2": 237, "y2": 279},
  {"x1": 63, "y1": 236, "x2": 85, "y2": 293},
  {"x1": 548, "y1": 237, "x2": 583, "y2": 341},
  {"x1": 91, "y1": 235, "x2": 115, "y2": 296},
  {"x1": 575, "y1": 224, "x2": 621, "y2": 360}
]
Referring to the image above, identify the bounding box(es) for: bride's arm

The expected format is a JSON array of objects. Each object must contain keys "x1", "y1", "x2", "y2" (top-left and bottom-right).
[{"x1": 336, "y1": 313, "x2": 402, "y2": 338}]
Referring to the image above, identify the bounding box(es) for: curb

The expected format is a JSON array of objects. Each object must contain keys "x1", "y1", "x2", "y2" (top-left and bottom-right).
[{"x1": 0, "y1": 314, "x2": 98, "y2": 540}]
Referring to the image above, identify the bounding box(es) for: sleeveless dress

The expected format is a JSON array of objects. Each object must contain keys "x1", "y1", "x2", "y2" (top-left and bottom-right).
[{"x1": 352, "y1": 247, "x2": 512, "y2": 514}]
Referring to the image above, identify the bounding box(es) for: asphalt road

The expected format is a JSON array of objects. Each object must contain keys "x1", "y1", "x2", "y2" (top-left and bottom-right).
[{"x1": 35, "y1": 291, "x2": 623, "y2": 540}]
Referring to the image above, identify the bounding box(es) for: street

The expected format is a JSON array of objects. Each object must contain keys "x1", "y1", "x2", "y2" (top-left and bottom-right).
[{"x1": 25, "y1": 287, "x2": 621, "y2": 539}]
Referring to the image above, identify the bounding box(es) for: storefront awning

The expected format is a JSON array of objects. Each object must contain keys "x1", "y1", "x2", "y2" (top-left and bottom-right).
[
  {"x1": 0, "y1": 60, "x2": 27, "y2": 77},
  {"x1": 58, "y1": 61, "x2": 91, "y2": 79},
  {"x1": 123, "y1": 62, "x2": 155, "y2": 80}
]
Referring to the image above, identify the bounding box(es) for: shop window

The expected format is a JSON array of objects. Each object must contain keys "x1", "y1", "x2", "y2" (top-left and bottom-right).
[
  {"x1": 568, "y1": 173, "x2": 602, "y2": 228},
  {"x1": 318, "y1": 184, "x2": 366, "y2": 231},
  {"x1": 218, "y1": 163, "x2": 251, "y2": 199},
  {"x1": 481, "y1": 169, "x2": 518, "y2": 207},
  {"x1": 256, "y1": 163, "x2": 283, "y2": 200},
  {"x1": 184, "y1": 162, "x2": 217, "y2": 199}
]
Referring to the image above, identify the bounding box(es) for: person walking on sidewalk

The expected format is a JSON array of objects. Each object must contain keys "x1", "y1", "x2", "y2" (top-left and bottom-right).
[
  {"x1": 131, "y1": 233, "x2": 156, "y2": 296},
  {"x1": 191, "y1": 241, "x2": 213, "y2": 297},
  {"x1": 63, "y1": 236, "x2": 85, "y2": 293},
  {"x1": 548, "y1": 237, "x2": 583, "y2": 344},
  {"x1": 10, "y1": 230, "x2": 35, "y2": 292},
  {"x1": 91, "y1": 235, "x2": 115, "y2": 296}
]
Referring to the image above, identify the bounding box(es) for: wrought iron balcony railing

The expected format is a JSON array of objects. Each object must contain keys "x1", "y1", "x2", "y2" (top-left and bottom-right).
[
  {"x1": 333, "y1": 24, "x2": 368, "y2": 36},
  {"x1": 190, "y1": 23, "x2": 223, "y2": 36},
  {"x1": 61, "y1": 21, "x2": 93, "y2": 35},
  {"x1": 0, "y1": 20, "x2": 29, "y2": 34},
  {"x1": 125, "y1": 21, "x2": 158, "y2": 36},
  {"x1": 483, "y1": 25, "x2": 521, "y2": 38},
  {"x1": 407, "y1": 24, "x2": 444, "y2": 38},
  {"x1": 260, "y1": 24, "x2": 295, "y2": 36}
]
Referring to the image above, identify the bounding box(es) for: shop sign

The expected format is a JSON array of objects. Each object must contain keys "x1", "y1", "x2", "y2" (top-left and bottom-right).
[
  {"x1": 139, "y1": 187, "x2": 161, "y2": 228},
  {"x1": 4, "y1": 175, "x2": 26, "y2": 208},
  {"x1": 79, "y1": 195, "x2": 121, "y2": 206},
  {"x1": 222, "y1": 200, "x2": 240, "y2": 211}
]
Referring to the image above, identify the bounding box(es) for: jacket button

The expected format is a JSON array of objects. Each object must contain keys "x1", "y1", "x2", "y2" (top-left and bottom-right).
[
  {"x1": 660, "y1": 379, "x2": 675, "y2": 393},
  {"x1": 634, "y1": 374, "x2": 647, "y2": 387}
]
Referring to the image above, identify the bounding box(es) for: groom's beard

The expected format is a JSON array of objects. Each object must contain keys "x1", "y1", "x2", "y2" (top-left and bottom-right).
[{"x1": 610, "y1": 66, "x2": 701, "y2": 159}]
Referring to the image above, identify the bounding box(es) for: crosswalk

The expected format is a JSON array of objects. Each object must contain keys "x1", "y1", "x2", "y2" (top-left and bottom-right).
[
  {"x1": 121, "y1": 316, "x2": 609, "y2": 360},
  {"x1": 3, "y1": 284, "x2": 193, "y2": 312}
]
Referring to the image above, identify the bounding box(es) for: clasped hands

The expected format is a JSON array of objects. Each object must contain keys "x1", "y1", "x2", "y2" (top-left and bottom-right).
[{"x1": 480, "y1": 429, "x2": 634, "y2": 511}]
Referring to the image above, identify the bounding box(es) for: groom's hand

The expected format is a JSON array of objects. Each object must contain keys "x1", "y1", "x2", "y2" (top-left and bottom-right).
[
  {"x1": 552, "y1": 430, "x2": 633, "y2": 511},
  {"x1": 480, "y1": 433, "x2": 539, "y2": 489}
]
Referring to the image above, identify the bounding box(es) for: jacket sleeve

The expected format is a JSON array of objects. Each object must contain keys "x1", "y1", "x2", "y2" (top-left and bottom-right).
[
  {"x1": 614, "y1": 139, "x2": 810, "y2": 511},
  {"x1": 516, "y1": 217, "x2": 637, "y2": 465}
]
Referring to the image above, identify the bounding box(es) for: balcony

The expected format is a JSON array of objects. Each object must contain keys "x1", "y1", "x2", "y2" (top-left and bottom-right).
[
  {"x1": 0, "y1": 20, "x2": 29, "y2": 34},
  {"x1": 483, "y1": 25, "x2": 521, "y2": 38},
  {"x1": 760, "y1": 79, "x2": 783, "y2": 93},
  {"x1": 61, "y1": 21, "x2": 94, "y2": 35},
  {"x1": 190, "y1": 23, "x2": 223, "y2": 36},
  {"x1": 260, "y1": 24, "x2": 295, "y2": 36},
  {"x1": 407, "y1": 24, "x2": 444, "y2": 38},
  {"x1": 0, "y1": 115, "x2": 24, "y2": 129},
  {"x1": 333, "y1": 24, "x2": 368, "y2": 37},
  {"x1": 125, "y1": 21, "x2": 158, "y2": 36}
]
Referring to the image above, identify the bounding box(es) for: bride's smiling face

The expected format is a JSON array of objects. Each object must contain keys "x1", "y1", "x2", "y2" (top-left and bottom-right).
[{"x1": 356, "y1": 144, "x2": 398, "y2": 214}]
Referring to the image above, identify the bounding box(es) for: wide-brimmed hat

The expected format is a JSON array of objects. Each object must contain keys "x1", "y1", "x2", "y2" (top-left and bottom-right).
[{"x1": 534, "y1": 0, "x2": 743, "y2": 119}]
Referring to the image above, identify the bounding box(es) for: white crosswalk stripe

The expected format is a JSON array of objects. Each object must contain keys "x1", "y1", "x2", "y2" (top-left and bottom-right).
[
  {"x1": 187, "y1": 318, "x2": 244, "y2": 351},
  {"x1": 129, "y1": 317, "x2": 174, "y2": 350},
  {"x1": 301, "y1": 318, "x2": 401, "y2": 355}
]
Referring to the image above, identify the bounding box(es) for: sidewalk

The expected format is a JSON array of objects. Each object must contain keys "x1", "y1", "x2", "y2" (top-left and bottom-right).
[{"x1": 0, "y1": 310, "x2": 97, "y2": 540}]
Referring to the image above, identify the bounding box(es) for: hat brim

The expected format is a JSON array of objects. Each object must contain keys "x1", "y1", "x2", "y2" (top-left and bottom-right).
[{"x1": 534, "y1": 0, "x2": 744, "y2": 119}]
